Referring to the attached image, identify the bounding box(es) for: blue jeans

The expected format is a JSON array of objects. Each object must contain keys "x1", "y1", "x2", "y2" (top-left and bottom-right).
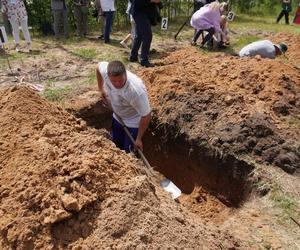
[
  {"x1": 194, "y1": 27, "x2": 215, "y2": 46},
  {"x1": 103, "y1": 11, "x2": 114, "y2": 43},
  {"x1": 112, "y1": 117, "x2": 138, "y2": 153},
  {"x1": 130, "y1": 13, "x2": 152, "y2": 63}
]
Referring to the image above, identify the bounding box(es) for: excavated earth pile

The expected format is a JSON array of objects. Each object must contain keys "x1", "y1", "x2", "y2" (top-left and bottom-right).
[
  {"x1": 0, "y1": 87, "x2": 247, "y2": 249},
  {"x1": 139, "y1": 43, "x2": 300, "y2": 175}
]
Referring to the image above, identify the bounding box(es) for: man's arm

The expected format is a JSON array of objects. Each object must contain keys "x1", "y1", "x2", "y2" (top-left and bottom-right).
[
  {"x1": 135, "y1": 112, "x2": 151, "y2": 151},
  {"x1": 96, "y1": 64, "x2": 108, "y2": 102}
]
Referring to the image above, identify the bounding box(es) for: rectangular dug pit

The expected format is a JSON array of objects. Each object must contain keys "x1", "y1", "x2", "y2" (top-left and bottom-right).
[
  {"x1": 70, "y1": 101, "x2": 254, "y2": 217},
  {"x1": 143, "y1": 126, "x2": 253, "y2": 208}
]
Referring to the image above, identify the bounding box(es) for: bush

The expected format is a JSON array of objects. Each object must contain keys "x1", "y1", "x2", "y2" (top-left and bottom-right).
[{"x1": 24, "y1": 0, "x2": 299, "y2": 33}]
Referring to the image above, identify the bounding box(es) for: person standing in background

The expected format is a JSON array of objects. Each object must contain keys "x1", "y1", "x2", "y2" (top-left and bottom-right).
[
  {"x1": 73, "y1": 0, "x2": 89, "y2": 37},
  {"x1": 0, "y1": 0, "x2": 32, "y2": 52},
  {"x1": 0, "y1": 0, "x2": 11, "y2": 35},
  {"x1": 276, "y1": 0, "x2": 292, "y2": 24},
  {"x1": 99, "y1": 0, "x2": 115, "y2": 43},
  {"x1": 51, "y1": 0, "x2": 68, "y2": 39},
  {"x1": 130, "y1": 0, "x2": 162, "y2": 67},
  {"x1": 95, "y1": 0, "x2": 105, "y2": 39},
  {"x1": 120, "y1": 0, "x2": 136, "y2": 50}
]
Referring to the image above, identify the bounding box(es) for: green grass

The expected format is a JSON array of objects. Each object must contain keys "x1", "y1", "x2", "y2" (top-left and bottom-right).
[
  {"x1": 72, "y1": 48, "x2": 98, "y2": 60},
  {"x1": 87, "y1": 68, "x2": 97, "y2": 85},
  {"x1": 270, "y1": 183, "x2": 300, "y2": 224},
  {"x1": 232, "y1": 34, "x2": 261, "y2": 51},
  {"x1": 41, "y1": 86, "x2": 73, "y2": 103},
  {"x1": 0, "y1": 48, "x2": 28, "y2": 66},
  {"x1": 230, "y1": 14, "x2": 300, "y2": 34}
]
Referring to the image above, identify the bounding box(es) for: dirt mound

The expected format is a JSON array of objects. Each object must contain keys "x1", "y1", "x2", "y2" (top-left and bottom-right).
[
  {"x1": 140, "y1": 41, "x2": 300, "y2": 174},
  {"x1": 0, "y1": 87, "x2": 245, "y2": 249}
]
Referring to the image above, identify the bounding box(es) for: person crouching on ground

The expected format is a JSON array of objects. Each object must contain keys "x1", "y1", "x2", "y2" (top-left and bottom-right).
[
  {"x1": 190, "y1": 2, "x2": 228, "y2": 48},
  {"x1": 239, "y1": 40, "x2": 288, "y2": 59},
  {"x1": 96, "y1": 60, "x2": 151, "y2": 152}
]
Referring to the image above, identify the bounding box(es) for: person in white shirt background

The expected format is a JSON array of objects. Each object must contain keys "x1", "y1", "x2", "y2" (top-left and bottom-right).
[{"x1": 100, "y1": 0, "x2": 115, "y2": 43}]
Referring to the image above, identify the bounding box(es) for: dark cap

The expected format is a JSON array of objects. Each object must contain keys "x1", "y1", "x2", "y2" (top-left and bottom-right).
[{"x1": 275, "y1": 42, "x2": 288, "y2": 54}]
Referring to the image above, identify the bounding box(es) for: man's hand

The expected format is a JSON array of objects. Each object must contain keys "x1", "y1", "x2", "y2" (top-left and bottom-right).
[
  {"x1": 135, "y1": 137, "x2": 143, "y2": 151},
  {"x1": 100, "y1": 91, "x2": 108, "y2": 104},
  {"x1": 135, "y1": 112, "x2": 151, "y2": 152},
  {"x1": 96, "y1": 64, "x2": 108, "y2": 104}
]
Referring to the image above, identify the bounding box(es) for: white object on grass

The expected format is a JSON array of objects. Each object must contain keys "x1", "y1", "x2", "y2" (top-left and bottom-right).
[
  {"x1": 227, "y1": 11, "x2": 235, "y2": 22},
  {"x1": 161, "y1": 17, "x2": 168, "y2": 30},
  {"x1": 160, "y1": 179, "x2": 181, "y2": 199}
]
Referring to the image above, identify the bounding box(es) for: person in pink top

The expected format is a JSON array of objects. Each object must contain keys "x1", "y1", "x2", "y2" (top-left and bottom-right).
[
  {"x1": 0, "y1": 0, "x2": 31, "y2": 52},
  {"x1": 190, "y1": 1, "x2": 227, "y2": 48}
]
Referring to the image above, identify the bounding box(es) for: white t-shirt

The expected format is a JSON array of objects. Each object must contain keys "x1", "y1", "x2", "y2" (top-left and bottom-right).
[
  {"x1": 100, "y1": 0, "x2": 115, "y2": 11},
  {"x1": 239, "y1": 40, "x2": 276, "y2": 59},
  {"x1": 99, "y1": 62, "x2": 151, "y2": 128},
  {"x1": 126, "y1": 0, "x2": 131, "y2": 14}
]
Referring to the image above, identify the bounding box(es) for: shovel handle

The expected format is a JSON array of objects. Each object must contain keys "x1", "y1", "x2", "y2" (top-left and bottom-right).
[{"x1": 113, "y1": 112, "x2": 152, "y2": 169}]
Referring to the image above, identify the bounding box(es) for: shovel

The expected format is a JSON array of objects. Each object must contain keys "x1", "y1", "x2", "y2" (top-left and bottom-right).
[{"x1": 112, "y1": 111, "x2": 182, "y2": 200}]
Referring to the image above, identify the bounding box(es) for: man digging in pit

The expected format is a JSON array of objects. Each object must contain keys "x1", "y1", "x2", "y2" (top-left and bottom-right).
[{"x1": 96, "y1": 60, "x2": 151, "y2": 153}]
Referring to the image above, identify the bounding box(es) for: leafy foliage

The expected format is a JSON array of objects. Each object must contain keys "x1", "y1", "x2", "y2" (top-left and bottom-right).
[{"x1": 23, "y1": 0, "x2": 300, "y2": 32}]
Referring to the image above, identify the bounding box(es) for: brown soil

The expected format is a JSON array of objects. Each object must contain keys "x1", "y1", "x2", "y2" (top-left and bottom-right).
[
  {"x1": 69, "y1": 92, "x2": 253, "y2": 223},
  {"x1": 139, "y1": 37, "x2": 300, "y2": 174},
  {"x1": 269, "y1": 32, "x2": 300, "y2": 68},
  {"x1": 1, "y1": 32, "x2": 300, "y2": 249},
  {"x1": 0, "y1": 87, "x2": 246, "y2": 249}
]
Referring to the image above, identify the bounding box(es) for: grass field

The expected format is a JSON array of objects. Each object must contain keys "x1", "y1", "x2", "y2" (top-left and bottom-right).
[{"x1": 1, "y1": 13, "x2": 299, "y2": 99}]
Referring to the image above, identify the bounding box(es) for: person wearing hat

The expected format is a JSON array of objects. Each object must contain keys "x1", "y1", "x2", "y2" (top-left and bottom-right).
[{"x1": 239, "y1": 40, "x2": 288, "y2": 59}]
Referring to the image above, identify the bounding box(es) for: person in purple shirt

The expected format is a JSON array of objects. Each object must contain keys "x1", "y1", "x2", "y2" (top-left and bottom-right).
[{"x1": 190, "y1": 1, "x2": 228, "y2": 48}]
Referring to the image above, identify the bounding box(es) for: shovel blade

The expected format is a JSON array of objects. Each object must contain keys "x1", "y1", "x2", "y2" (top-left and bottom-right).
[{"x1": 160, "y1": 179, "x2": 181, "y2": 199}]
